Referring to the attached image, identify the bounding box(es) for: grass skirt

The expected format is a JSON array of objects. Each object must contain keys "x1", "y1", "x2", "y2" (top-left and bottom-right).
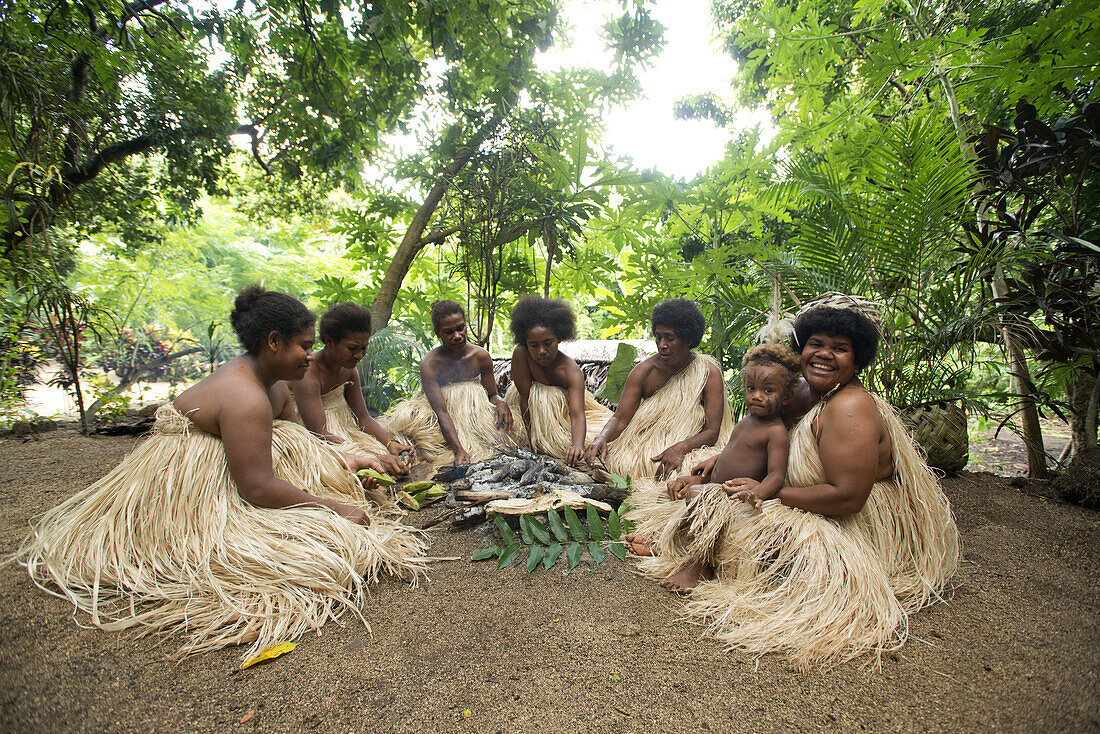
[
  {"x1": 382, "y1": 381, "x2": 521, "y2": 467},
  {"x1": 606, "y1": 354, "x2": 733, "y2": 480},
  {"x1": 19, "y1": 406, "x2": 426, "y2": 661},
  {"x1": 505, "y1": 382, "x2": 612, "y2": 459},
  {"x1": 316, "y1": 383, "x2": 390, "y2": 457},
  {"x1": 628, "y1": 393, "x2": 959, "y2": 666}
]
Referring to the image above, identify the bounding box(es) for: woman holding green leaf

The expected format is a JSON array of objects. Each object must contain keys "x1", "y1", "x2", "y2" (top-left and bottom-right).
[{"x1": 505, "y1": 295, "x2": 611, "y2": 465}]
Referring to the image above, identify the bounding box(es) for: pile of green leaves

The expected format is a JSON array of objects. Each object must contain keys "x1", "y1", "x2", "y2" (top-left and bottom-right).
[{"x1": 473, "y1": 506, "x2": 631, "y2": 573}]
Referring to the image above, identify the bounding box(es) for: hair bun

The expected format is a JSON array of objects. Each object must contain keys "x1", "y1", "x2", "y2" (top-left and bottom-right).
[{"x1": 230, "y1": 285, "x2": 267, "y2": 332}]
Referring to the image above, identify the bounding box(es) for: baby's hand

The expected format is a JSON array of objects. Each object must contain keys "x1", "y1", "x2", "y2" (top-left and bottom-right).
[{"x1": 730, "y1": 489, "x2": 763, "y2": 510}]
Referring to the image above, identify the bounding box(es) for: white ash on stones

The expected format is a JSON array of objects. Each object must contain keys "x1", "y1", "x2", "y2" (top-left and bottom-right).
[{"x1": 431, "y1": 446, "x2": 628, "y2": 527}]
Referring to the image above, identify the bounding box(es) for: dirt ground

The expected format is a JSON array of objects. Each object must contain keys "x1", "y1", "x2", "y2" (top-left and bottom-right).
[{"x1": 1, "y1": 430, "x2": 1097, "y2": 734}]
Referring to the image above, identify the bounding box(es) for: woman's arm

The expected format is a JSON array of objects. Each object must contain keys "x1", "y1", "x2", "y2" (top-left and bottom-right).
[
  {"x1": 221, "y1": 392, "x2": 369, "y2": 525},
  {"x1": 479, "y1": 349, "x2": 513, "y2": 431},
  {"x1": 345, "y1": 371, "x2": 412, "y2": 456},
  {"x1": 584, "y1": 362, "x2": 647, "y2": 464},
  {"x1": 651, "y1": 360, "x2": 726, "y2": 477},
  {"x1": 288, "y1": 374, "x2": 341, "y2": 441},
  {"x1": 421, "y1": 355, "x2": 469, "y2": 464},
  {"x1": 562, "y1": 360, "x2": 588, "y2": 466},
  {"x1": 510, "y1": 345, "x2": 533, "y2": 435}
]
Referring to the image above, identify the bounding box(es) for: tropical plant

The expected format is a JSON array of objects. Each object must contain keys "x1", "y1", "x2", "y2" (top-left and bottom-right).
[{"x1": 472, "y1": 506, "x2": 630, "y2": 572}]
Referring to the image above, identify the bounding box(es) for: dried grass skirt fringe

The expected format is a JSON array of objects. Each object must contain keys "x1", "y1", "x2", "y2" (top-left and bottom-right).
[
  {"x1": 606, "y1": 354, "x2": 733, "y2": 481},
  {"x1": 18, "y1": 406, "x2": 426, "y2": 661},
  {"x1": 317, "y1": 383, "x2": 389, "y2": 456},
  {"x1": 505, "y1": 382, "x2": 612, "y2": 459},
  {"x1": 382, "y1": 381, "x2": 521, "y2": 468},
  {"x1": 628, "y1": 393, "x2": 959, "y2": 666}
]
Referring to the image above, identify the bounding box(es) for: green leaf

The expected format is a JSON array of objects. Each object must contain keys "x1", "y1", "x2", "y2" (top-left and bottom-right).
[
  {"x1": 608, "y1": 509, "x2": 622, "y2": 540},
  {"x1": 566, "y1": 541, "x2": 583, "y2": 569},
  {"x1": 519, "y1": 515, "x2": 534, "y2": 545},
  {"x1": 594, "y1": 342, "x2": 638, "y2": 403},
  {"x1": 564, "y1": 506, "x2": 586, "y2": 543},
  {"x1": 471, "y1": 546, "x2": 501, "y2": 561},
  {"x1": 526, "y1": 544, "x2": 545, "y2": 573},
  {"x1": 497, "y1": 543, "x2": 522, "y2": 569},
  {"x1": 529, "y1": 515, "x2": 551, "y2": 545},
  {"x1": 494, "y1": 514, "x2": 516, "y2": 545},
  {"x1": 544, "y1": 542, "x2": 562, "y2": 569},
  {"x1": 547, "y1": 508, "x2": 569, "y2": 542},
  {"x1": 608, "y1": 541, "x2": 627, "y2": 561},
  {"x1": 588, "y1": 541, "x2": 606, "y2": 565},
  {"x1": 586, "y1": 504, "x2": 605, "y2": 541},
  {"x1": 607, "y1": 471, "x2": 630, "y2": 490}
]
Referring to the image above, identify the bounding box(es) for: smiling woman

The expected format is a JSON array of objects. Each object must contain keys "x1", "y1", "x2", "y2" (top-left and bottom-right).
[
  {"x1": 627, "y1": 293, "x2": 959, "y2": 664},
  {"x1": 18, "y1": 286, "x2": 426, "y2": 661}
]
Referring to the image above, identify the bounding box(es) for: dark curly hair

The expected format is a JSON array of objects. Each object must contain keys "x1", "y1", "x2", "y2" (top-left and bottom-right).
[
  {"x1": 792, "y1": 307, "x2": 880, "y2": 369},
  {"x1": 430, "y1": 300, "x2": 466, "y2": 331},
  {"x1": 510, "y1": 295, "x2": 577, "y2": 344},
  {"x1": 651, "y1": 299, "x2": 706, "y2": 348},
  {"x1": 230, "y1": 285, "x2": 315, "y2": 356},
  {"x1": 320, "y1": 302, "x2": 371, "y2": 343},
  {"x1": 742, "y1": 342, "x2": 802, "y2": 395}
]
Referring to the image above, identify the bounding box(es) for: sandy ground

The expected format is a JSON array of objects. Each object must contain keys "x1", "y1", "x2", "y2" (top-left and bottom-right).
[{"x1": 1, "y1": 430, "x2": 1097, "y2": 733}]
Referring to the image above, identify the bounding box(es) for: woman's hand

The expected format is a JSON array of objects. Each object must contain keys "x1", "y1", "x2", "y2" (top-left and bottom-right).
[
  {"x1": 584, "y1": 437, "x2": 608, "y2": 466},
  {"x1": 376, "y1": 451, "x2": 410, "y2": 477},
  {"x1": 564, "y1": 443, "x2": 584, "y2": 467},
  {"x1": 387, "y1": 439, "x2": 413, "y2": 456},
  {"x1": 651, "y1": 443, "x2": 687, "y2": 479},
  {"x1": 667, "y1": 474, "x2": 702, "y2": 500},
  {"x1": 453, "y1": 449, "x2": 471, "y2": 466},
  {"x1": 494, "y1": 400, "x2": 514, "y2": 431},
  {"x1": 333, "y1": 502, "x2": 371, "y2": 526}
]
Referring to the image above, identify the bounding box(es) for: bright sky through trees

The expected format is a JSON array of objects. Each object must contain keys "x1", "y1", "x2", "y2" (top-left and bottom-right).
[{"x1": 541, "y1": 0, "x2": 763, "y2": 180}]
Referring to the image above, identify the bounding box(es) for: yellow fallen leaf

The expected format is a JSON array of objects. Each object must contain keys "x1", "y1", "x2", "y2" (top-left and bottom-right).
[
  {"x1": 239, "y1": 710, "x2": 256, "y2": 724},
  {"x1": 241, "y1": 642, "x2": 298, "y2": 670},
  {"x1": 462, "y1": 709, "x2": 472, "y2": 719}
]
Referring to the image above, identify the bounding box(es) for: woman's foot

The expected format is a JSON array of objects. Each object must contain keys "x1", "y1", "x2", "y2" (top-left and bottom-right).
[
  {"x1": 624, "y1": 534, "x2": 656, "y2": 556},
  {"x1": 659, "y1": 560, "x2": 712, "y2": 595}
]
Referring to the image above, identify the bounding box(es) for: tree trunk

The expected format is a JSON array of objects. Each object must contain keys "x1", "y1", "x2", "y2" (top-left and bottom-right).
[
  {"x1": 991, "y1": 267, "x2": 1050, "y2": 478},
  {"x1": 1068, "y1": 367, "x2": 1100, "y2": 458},
  {"x1": 369, "y1": 112, "x2": 506, "y2": 332}
]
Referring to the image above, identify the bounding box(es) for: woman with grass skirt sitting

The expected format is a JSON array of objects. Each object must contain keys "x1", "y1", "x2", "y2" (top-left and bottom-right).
[
  {"x1": 504, "y1": 295, "x2": 611, "y2": 466},
  {"x1": 626, "y1": 294, "x2": 960, "y2": 665},
  {"x1": 19, "y1": 286, "x2": 425, "y2": 662},
  {"x1": 383, "y1": 300, "x2": 519, "y2": 467},
  {"x1": 291, "y1": 302, "x2": 414, "y2": 477},
  {"x1": 583, "y1": 299, "x2": 733, "y2": 481}
]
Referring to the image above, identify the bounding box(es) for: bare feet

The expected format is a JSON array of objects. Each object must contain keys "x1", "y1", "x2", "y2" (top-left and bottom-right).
[
  {"x1": 624, "y1": 534, "x2": 656, "y2": 557},
  {"x1": 659, "y1": 560, "x2": 713, "y2": 595}
]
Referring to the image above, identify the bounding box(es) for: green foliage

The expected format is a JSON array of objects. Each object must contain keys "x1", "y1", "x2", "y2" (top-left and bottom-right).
[
  {"x1": 472, "y1": 507, "x2": 627, "y2": 571},
  {"x1": 356, "y1": 325, "x2": 426, "y2": 413},
  {"x1": 594, "y1": 343, "x2": 638, "y2": 404}
]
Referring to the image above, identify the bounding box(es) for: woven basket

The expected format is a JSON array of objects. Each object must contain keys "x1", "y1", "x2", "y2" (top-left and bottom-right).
[{"x1": 903, "y1": 401, "x2": 969, "y2": 474}]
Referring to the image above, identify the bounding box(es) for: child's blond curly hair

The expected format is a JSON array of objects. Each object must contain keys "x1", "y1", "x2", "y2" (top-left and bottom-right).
[{"x1": 741, "y1": 342, "x2": 802, "y2": 396}]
